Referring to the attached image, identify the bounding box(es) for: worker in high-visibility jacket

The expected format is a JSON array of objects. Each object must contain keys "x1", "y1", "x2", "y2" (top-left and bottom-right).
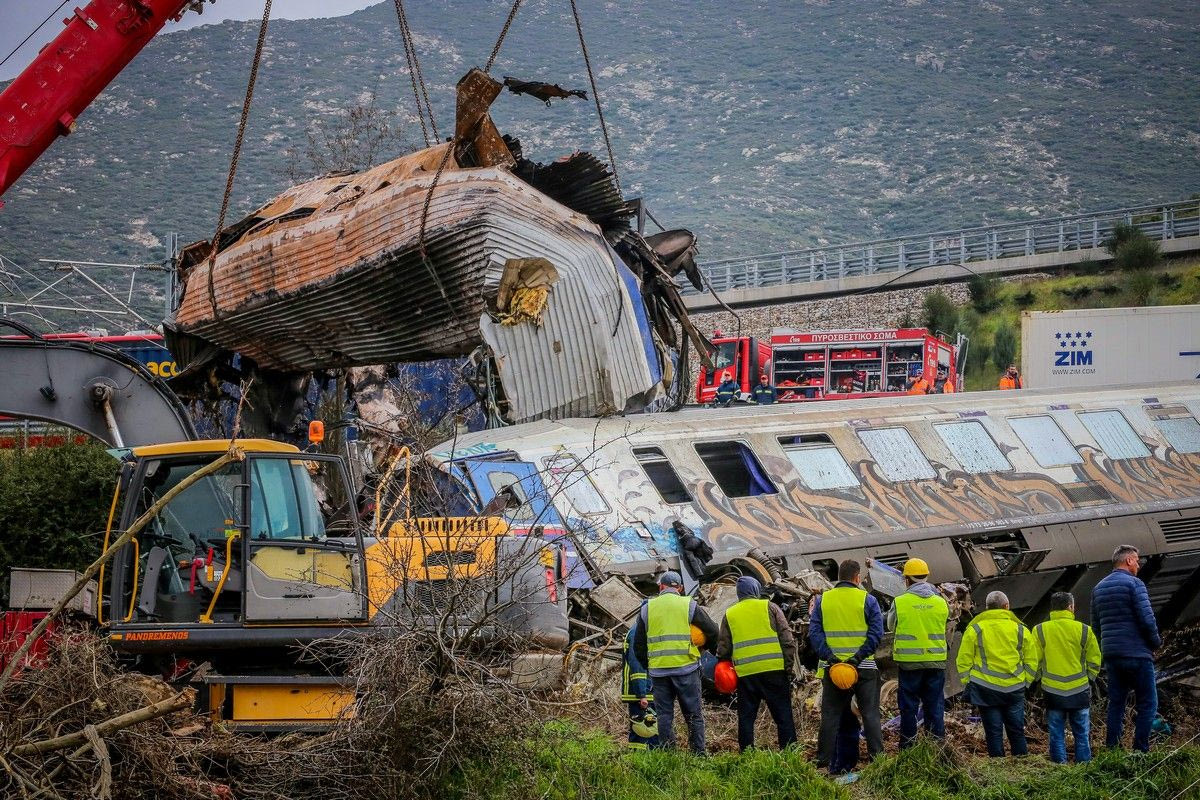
[
  {"x1": 621, "y1": 626, "x2": 658, "y2": 749},
  {"x1": 809, "y1": 559, "x2": 885, "y2": 769},
  {"x1": 955, "y1": 591, "x2": 1041, "y2": 757},
  {"x1": 715, "y1": 576, "x2": 797, "y2": 751},
  {"x1": 632, "y1": 571, "x2": 719, "y2": 753},
  {"x1": 885, "y1": 558, "x2": 950, "y2": 749},
  {"x1": 1034, "y1": 592, "x2": 1101, "y2": 764}
]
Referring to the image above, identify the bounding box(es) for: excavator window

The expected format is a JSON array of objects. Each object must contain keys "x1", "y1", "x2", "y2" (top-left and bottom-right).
[{"x1": 249, "y1": 458, "x2": 325, "y2": 541}]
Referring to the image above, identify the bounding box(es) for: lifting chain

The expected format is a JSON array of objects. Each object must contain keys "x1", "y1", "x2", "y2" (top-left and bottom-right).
[
  {"x1": 484, "y1": 0, "x2": 524, "y2": 73},
  {"x1": 568, "y1": 0, "x2": 621, "y2": 195},
  {"x1": 392, "y1": 0, "x2": 439, "y2": 145},
  {"x1": 206, "y1": 0, "x2": 272, "y2": 318}
]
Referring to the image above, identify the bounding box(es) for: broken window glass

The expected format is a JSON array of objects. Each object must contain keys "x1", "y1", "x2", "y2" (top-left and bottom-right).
[
  {"x1": 1078, "y1": 410, "x2": 1150, "y2": 460},
  {"x1": 934, "y1": 421, "x2": 1011, "y2": 474},
  {"x1": 1008, "y1": 415, "x2": 1082, "y2": 467},
  {"x1": 778, "y1": 435, "x2": 859, "y2": 490},
  {"x1": 542, "y1": 454, "x2": 610, "y2": 515},
  {"x1": 858, "y1": 427, "x2": 936, "y2": 482},
  {"x1": 693, "y1": 441, "x2": 778, "y2": 498},
  {"x1": 633, "y1": 447, "x2": 692, "y2": 504},
  {"x1": 1155, "y1": 416, "x2": 1200, "y2": 454}
]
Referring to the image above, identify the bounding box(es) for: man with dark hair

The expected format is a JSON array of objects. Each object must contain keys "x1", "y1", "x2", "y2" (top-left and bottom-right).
[
  {"x1": 1092, "y1": 545, "x2": 1161, "y2": 752},
  {"x1": 809, "y1": 559, "x2": 885, "y2": 769},
  {"x1": 1034, "y1": 592, "x2": 1101, "y2": 763},
  {"x1": 752, "y1": 374, "x2": 777, "y2": 405}
]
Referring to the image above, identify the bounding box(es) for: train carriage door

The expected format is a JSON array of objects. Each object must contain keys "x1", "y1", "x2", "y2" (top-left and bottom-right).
[
  {"x1": 458, "y1": 457, "x2": 564, "y2": 530},
  {"x1": 243, "y1": 455, "x2": 367, "y2": 623}
]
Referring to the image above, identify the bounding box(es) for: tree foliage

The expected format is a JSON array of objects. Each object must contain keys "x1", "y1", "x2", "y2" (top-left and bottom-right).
[
  {"x1": 0, "y1": 438, "x2": 119, "y2": 603},
  {"x1": 921, "y1": 289, "x2": 959, "y2": 336},
  {"x1": 967, "y1": 273, "x2": 1001, "y2": 313},
  {"x1": 282, "y1": 92, "x2": 422, "y2": 183},
  {"x1": 992, "y1": 322, "x2": 1017, "y2": 370}
]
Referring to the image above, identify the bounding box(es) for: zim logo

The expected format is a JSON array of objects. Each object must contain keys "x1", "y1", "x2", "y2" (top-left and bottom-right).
[{"x1": 1053, "y1": 330, "x2": 1093, "y2": 367}]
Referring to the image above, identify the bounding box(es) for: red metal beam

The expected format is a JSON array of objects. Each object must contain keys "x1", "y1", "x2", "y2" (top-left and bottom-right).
[{"x1": 0, "y1": 0, "x2": 193, "y2": 202}]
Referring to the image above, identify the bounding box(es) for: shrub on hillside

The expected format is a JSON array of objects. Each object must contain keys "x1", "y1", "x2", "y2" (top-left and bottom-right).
[
  {"x1": 1103, "y1": 222, "x2": 1142, "y2": 256},
  {"x1": 965, "y1": 336, "x2": 992, "y2": 375},
  {"x1": 1114, "y1": 234, "x2": 1161, "y2": 272},
  {"x1": 1014, "y1": 288, "x2": 1036, "y2": 308},
  {"x1": 921, "y1": 290, "x2": 958, "y2": 336},
  {"x1": 1125, "y1": 270, "x2": 1157, "y2": 306},
  {"x1": 0, "y1": 438, "x2": 118, "y2": 603},
  {"x1": 992, "y1": 322, "x2": 1017, "y2": 370},
  {"x1": 967, "y1": 274, "x2": 1001, "y2": 313}
]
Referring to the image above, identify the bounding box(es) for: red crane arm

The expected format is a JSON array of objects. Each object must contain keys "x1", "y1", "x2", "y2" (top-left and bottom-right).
[{"x1": 0, "y1": 0, "x2": 194, "y2": 201}]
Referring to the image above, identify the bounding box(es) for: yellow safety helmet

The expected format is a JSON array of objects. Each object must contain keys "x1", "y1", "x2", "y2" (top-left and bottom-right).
[
  {"x1": 632, "y1": 710, "x2": 658, "y2": 739},
  {"x1": 689, "y1": 624, "x2": 706, "y2": 648},
  {"x1": 829, "y1": 662, "x2": 858, "y2": 690},
  {"x1": 902, "y1": 558, "x2": 930, "y2": 578}
]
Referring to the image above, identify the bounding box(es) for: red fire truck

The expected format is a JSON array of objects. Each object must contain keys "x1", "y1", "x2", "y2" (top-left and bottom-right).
[{"x1": 696, "y1": 328, "x2": 961, "y2": 403}]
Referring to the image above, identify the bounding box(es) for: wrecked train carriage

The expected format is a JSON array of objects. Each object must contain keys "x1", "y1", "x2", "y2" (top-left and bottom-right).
[{"x1": 423, "y1": 381, "x2": 1200, "y2": 629}]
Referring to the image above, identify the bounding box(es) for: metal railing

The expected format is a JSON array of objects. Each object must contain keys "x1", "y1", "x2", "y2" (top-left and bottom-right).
[{"x1": 687, "y1": 198, "x2": 1200, "y2": 296}]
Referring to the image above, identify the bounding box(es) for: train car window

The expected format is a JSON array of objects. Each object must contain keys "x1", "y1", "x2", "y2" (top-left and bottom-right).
[
  {"x1": 633, "y1": 447, "x2": 693, "y2": 504},
  {"x1": 934, "y1": 421, "x2": 1011, "y2": 474},
  {"x1": 1008, "y1": 415, "x2": 1083, "y2": 467},
  {"x1": 1078, "y1": 411, "x2": 1151, "y2": 460},
  {"x1": 541, "y1": 454, "x2": 610, "y2": 515},
  {"x1": 858, "y1": 427, "x2": 937, "y2": 482},
  {"x1": 694, "y1": 441, "x2": 778, "y2": 498},
  {"x1": 1155, "y1": 416, "x2": 1200, "y2": 454},
  {"x1": 778, "y1": 435, "x2": 859, "y2": 490}
]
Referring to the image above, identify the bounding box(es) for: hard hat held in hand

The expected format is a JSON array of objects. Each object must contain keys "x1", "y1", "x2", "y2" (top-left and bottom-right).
[
  {"x1": 714, "y1": 659, "x2": 738, "y2": 694},
  {"x1": 631, "y1": 710, "x2": 658, "y2": 738},
  {"x1": 902, "y1": 557, "x2": 930, "y2": 578},
  {"x1": 829, "y1": 661, "x2": 858, "y2": 690},
  {"x1": 689, "y1": 624, "x2": 706, "y2": 648}
]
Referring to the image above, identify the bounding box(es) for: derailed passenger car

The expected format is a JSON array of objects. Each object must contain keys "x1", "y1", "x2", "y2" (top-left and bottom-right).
[
  {"x1": 166, "y1": 69, "x2": 709, "y2": 425},
  {"x1": 423, "y1": 382, "x2": 1200, "y2": 628}
]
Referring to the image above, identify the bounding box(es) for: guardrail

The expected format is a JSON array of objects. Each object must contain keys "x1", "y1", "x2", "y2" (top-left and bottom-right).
[{"x1": 687, "y1": 198, "x2": 1200, "y2": 296}]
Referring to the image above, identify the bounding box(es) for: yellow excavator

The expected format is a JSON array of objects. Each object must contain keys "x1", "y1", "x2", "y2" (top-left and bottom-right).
[{"x1": 1, "y1": 323, "x2": 568, "y2": 729}]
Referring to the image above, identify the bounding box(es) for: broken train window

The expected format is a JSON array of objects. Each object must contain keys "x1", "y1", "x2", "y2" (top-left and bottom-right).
[
  {"x1": 778, "y1": 434, "x2": 859, "y2": 490},
  {"x1": 1152, "y1": 414, "x2": 1200, "y2": 454},
  {"x1": 693, "y1": 441, "x2": 778, "y2": 498},
  {"x1": 1008, "y1": 415, "x2": 1082, "y2": 468},
  {"x1": 858, "y1": 427, "x2": 936, "y2": 482},
  {"x1": 1077, "y1": 410, "x2": 1150, "y2": 460},
  {"x1": 934, "y1": 421, "x2": 1011, "y2": 474},
  {"x1": 541, "y1": 453, "x2": 610, "y2": 515},
  {"x1": 633, "y1": 446, "x2": 693, "y2": 505}
]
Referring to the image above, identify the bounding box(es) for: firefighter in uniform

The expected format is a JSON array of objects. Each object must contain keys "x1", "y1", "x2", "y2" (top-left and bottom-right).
[
  {"x1": 632, "y1": 571, "x2": 718, "y2": 753},
  {"x1": 956, "y1": 591, "x2": 1040, "y2": 757},
  {"x1": 752, "y1": 374, "x2": 777, "y2": 405},
  {"x1": 886, "y1": 558, "x2": 950, "y2": 748},
  {"x1": 621, "y1": 626, "x2": 658, "y2": 749},
  {"x1": 716, "y1": 576, "x2": 797, "y2": 751},
  {"x1": 1034, "y1": 592, "x2": 1101, "y2": 763},
  {"x1": 715, "y1": 375, "x2": 740, "y2": 407},
  {"x1": 810, "y1": 559, "x2": 885, "y2": 769}
]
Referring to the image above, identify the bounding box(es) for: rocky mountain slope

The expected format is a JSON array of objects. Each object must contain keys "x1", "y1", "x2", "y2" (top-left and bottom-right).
[{"x1": 0, "y1": 0, "x2": 1196, "y2": 315}]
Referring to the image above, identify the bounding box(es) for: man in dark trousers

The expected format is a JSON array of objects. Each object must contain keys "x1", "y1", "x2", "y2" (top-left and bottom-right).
[
  {"x1": 632, "y1": 571, "x2": 719, "y2": 753},
  {"x1": 1092, "y1": 544, "x2": 1161, "y2": 752},
  {"x1": 885, "y1": 558, "x2": 949, "y2": 748},
  {"x1": 752, "y1": 374, "x2": 777, "y2": 405},
  {"x1": 716, "y1": 576, "x2": 797, "y2": 750},
  {"x1": 810, "y1": 559, "x2": 885, "y2": 769}
]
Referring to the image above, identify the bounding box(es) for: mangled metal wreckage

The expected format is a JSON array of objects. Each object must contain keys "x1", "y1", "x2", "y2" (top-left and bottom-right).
[{"x1": 166, "y1": 69, "x2": 709, "y2": 426}]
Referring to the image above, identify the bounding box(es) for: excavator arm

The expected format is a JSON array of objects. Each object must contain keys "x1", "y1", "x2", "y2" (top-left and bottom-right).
[
  {"x1": 0, "y1": 0, "x2": 200, "y2": 201},
  {"x1": 0, "y1": 318, "x2": 194, "y2": 447}
]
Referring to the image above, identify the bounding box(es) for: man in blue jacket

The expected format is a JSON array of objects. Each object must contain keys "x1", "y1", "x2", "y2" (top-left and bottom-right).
[{"x1": 1091, "y1": 544, "x2": 1161, "y2": 752}]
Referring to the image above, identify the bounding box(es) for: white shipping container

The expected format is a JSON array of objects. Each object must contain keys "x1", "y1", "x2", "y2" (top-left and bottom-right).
[{"x1": 1021, "y1": 304, "x2": 1200, "y2": 389}]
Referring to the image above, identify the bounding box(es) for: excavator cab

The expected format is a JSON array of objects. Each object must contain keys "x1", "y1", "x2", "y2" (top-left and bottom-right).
[{"x1": 103, "y1": 440, "x2": 368, "y2": 654}]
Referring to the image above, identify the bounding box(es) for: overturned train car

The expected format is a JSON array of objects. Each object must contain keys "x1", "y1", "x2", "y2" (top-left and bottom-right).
[{"x1": 424, "y1": 381, "x2": 1200, "y2": 627}]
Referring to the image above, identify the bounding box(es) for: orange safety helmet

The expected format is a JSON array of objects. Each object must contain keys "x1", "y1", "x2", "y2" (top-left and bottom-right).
[
  {"x1": 714, "y1": 660, "x2": 738, "y2": 694},
  {"x1": 829, "y1": 662, "x2": 859, "y2": 690}
]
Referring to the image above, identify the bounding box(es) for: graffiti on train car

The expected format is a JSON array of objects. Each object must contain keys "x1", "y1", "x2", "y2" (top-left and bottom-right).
[{"x1": 687, "y1": 447, "x2": 1200, "y2": 552}]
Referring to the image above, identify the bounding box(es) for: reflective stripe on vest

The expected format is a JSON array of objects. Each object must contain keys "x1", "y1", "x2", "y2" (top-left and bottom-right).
[
  {"x1": 819, "y1": 586, "x2": 870, "y2": 668},
  {"x1": 967, "y1": 621, "x2": 1029, "y2": 693},
  {"x1": 646, "y1": 593, "x2": 699, "y2": 671},
  {"x1": 1035, "y1": 619, "x2": 1092, "y2": 697},
  {"x1": 892, "y1": 590, "x2": 949, "y2": 663},
  {"x1": 726, "y1": 598, "x2": 785, "y2": 677}
]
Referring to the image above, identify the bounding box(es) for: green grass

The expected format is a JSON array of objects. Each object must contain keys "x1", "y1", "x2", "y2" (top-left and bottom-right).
[
  {"x1": 858, "y1": 739, "x2": 1200, "y2": 800},
  {"x1": 962, "y1": 256, "x2": 1200, "y2": 391},
  {"x1": 437, "y1": 724, "x2": 1200, "y2": 800}
]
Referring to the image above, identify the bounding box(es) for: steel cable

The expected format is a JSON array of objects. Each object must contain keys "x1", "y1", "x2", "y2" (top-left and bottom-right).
[{"x1": 568, "y1": 0, "x2": 621, "y2": 195}]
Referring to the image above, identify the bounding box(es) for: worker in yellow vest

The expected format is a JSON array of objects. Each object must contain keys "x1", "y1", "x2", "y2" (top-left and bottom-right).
[
  {"x1": 885, "y1": 557, "x2": 949, "y2": 748},
  {"x1": 631, "y1": 571, "x2": 718, "y2": 753},
  {"x1": 955, "y1": 591, "x2": 1040, "y2": 757},
  {"x1": 1034, "y1": 592, "x2": 1101, "y2": 764},
  {"x1": 715, "y1": 576, "x2": 797, "y2": 751},
  {"x1": 809, "y1": 559, "x2": 885, "y2": 770}
]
